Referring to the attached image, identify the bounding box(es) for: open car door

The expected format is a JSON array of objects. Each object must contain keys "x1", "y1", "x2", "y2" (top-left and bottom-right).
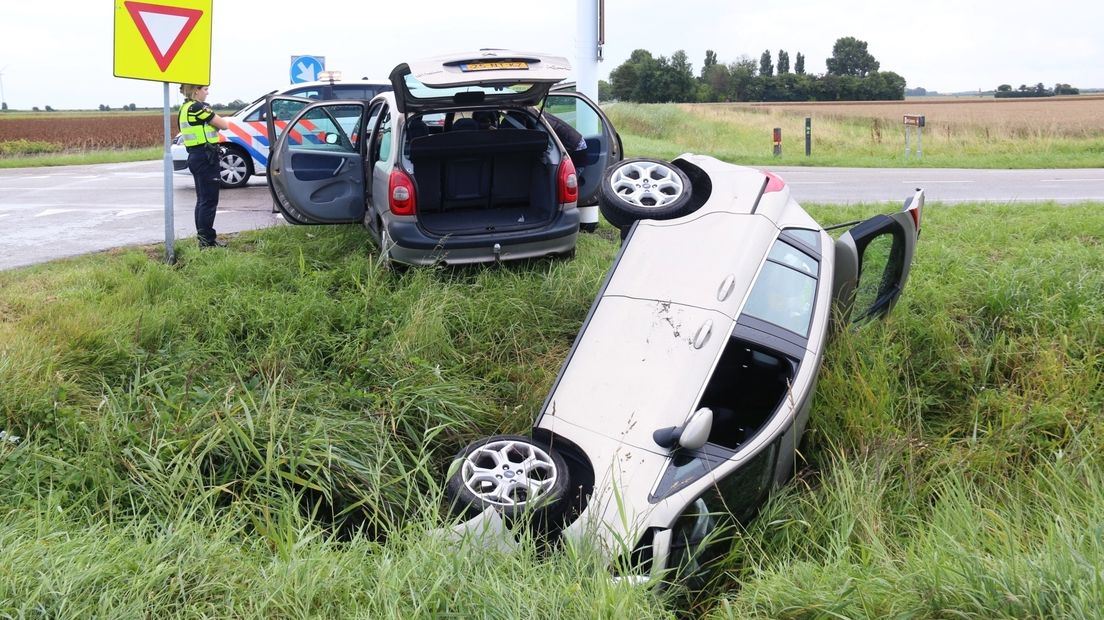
[
  {"x1": 544, "y1": 91, "x2": 623, "y2": 208},
  {"x1": 832, "y1": 189, "x2": 924, "y2": 322},
  {"x1": 267, "y1": 100, "x2": 368, "y2": 225}
]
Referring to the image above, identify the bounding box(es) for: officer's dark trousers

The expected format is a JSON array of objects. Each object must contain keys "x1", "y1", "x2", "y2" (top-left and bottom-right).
[{"x1": 187, "y1": 147, "x2": 220, "y2": 246}]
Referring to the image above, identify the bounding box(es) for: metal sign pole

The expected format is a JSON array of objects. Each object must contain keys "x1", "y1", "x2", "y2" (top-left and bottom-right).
[
  {"x1": 904, "y1": 125, "x2": 911, "y2": 159},
  {"x1": 162, "y1": 82, "x2": 175, "y2": 264}
]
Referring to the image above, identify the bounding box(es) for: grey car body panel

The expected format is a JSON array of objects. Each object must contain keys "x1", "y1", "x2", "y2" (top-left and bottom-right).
[{"x1": 603, "y1": 213, "x2": 779, "y2": 318}]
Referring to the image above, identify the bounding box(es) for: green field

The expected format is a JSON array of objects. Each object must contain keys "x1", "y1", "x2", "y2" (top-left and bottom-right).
[
  {"x1": 2, "y1": 201, "x2": 1102, "y2": 617},
  {"x1": 4, "y1": 98, "x2": 1104, "y2": 169}
]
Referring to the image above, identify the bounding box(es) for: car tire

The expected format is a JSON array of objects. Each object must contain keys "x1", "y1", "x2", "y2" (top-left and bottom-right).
[
  {"x1": 598, "y1": 158, "x2": 694, "y2": 230},
  {"x1": 445, "y1": 434, "x2": 570, "y2": 520},
  {"x1": 219, "y1": 146, "x2": 251, "y2": 188}
]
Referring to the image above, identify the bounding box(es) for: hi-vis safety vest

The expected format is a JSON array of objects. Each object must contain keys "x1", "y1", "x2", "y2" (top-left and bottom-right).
[{"x1": 178, "y1": 100, "x2": 219, "y2": 147}]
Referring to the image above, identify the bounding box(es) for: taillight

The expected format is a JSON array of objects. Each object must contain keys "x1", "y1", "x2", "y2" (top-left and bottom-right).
[
  {"x1": 558, "y1": 158, "x2": 578, "y2": 205},
  {"x1": 762, "y1": 170, "x2": 786, "y2": 193},
  {"x1": 389, "y1": 169, "x2": 416, "y2": 216}
]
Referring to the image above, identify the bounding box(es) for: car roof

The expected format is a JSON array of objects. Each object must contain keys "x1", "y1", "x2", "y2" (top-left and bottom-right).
[
  {"x1": 389, "y1": 49, "x2": 571, "y2": 114},
  {"x1": 280, "y1": 78, "x2": 390, "y2": 92}
]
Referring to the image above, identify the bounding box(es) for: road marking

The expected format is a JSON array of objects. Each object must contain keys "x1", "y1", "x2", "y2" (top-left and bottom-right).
[
  {"x1": 34, "y1": 209, "x2": 85, "y2": 217},
  {"x1": 902, "y1": 180, "x2": 973, "y2": 184},
  {"x1": 1040, "y1": 179, "x2": 1104, "y2": 183},
  {"x1": 115, "y1": 209, "x2": 163, "y2": 216},
  {"x1": 788, "y1": 181, "x2": 838, "y2": 185}
]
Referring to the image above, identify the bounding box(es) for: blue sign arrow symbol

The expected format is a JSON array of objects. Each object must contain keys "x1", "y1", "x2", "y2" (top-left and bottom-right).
[
  {"x1": 290, "y1": 56, "x2": 324, "y2": 83},
  {"x1": 295, "y1": 60, "x2": 317, "y2": 82}
]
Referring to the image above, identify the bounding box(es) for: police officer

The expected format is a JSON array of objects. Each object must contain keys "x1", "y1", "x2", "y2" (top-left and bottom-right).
[{"x1": 178, "y1": 84, "x2": 230, "y2": 248}]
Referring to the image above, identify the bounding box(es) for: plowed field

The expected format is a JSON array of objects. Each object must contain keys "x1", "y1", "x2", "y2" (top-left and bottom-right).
[{"x1": 0, "y1": 114, "x2": 175, "y2": 150}]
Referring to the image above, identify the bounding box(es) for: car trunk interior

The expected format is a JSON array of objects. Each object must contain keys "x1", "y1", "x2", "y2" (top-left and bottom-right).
[
  {"x1": 696, "y1": 337, "x2": 797, "y2": 450},
  {"x1": 408, "y1": 127, "x2": 557, "y2": 235}
]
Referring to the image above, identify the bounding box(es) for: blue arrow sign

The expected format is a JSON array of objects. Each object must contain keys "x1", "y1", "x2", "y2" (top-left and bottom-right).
[{"x1": 290, "y1": 55, "x2": 325, "y2": 84}]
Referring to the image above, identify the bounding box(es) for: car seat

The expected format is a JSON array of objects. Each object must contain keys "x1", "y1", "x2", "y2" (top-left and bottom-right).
[
  {"x1": 407, "y1": 118, "x2": 429, "y2": 139},
  {"x1": 451, "y1": 117, "x2": 478, "y2": 131}
]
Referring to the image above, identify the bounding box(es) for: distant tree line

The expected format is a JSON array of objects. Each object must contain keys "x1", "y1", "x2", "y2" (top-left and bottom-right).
[
  {"x1": 606, "y1": 36, "x2": 906, "y2": 103},
  {"x1": 994, "y1": 83, "x2": 1079, "y2": 98}
]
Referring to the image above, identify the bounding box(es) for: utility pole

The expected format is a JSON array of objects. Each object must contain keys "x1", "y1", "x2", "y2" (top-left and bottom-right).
[
  {"x1": 576, "y1": 0, "x2": 601, "y2": 101},
  {"x1": 0, "y1": 66, "x2": 8, "y2": 109}
]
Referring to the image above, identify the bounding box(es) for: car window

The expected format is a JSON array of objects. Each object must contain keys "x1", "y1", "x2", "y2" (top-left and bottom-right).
[
  {"x1": 545, "y1": 94, "x2": 602, "y2": 137},
  {"x1": 269, "y1": 99, "x2": 311, "y2": 124},
  {"x1": 286, "y1": 87, "x2": 324, "y2": 100},
  {"x1": 402, "y1": 73, "x2": 545, "y2": 104},
  {"x1": 742, "y1": 241, "x2": 820, "y2": 337},
  {"x1": 852, "y1": 233, "x2": 905, "y2": 316},
  {"x1": 784, "y1": 228, "x2": 820, "y2": 250},
  {"x1": 285, "y1": 104, "x2": 362, "y2": 153},
  {"x1": 333, "y1": 85, "x2": 391, "y2": 100},
  {"x1": 370, "y1": 107, "x2": 392, "y2": 166}
]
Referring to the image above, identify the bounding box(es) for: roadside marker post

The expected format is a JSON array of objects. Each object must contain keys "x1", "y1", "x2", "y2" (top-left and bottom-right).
[
  {"x1": 805, "y1": 117, "x2": 811, "y2": 157},
  {"x1": 904, "y1": 114, "x2": 925, "y2": 160},
  {"x1": 773, "y1": 127, "x2": 782, "y2": 157},
  {"x1": 113, "y1": 0, "x2": 213, "y2": 264}
]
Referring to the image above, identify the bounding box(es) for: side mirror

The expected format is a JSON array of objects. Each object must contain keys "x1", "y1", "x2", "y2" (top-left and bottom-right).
[{"x1": 653, "y1": 407, "x2": 713, "y2": 451}]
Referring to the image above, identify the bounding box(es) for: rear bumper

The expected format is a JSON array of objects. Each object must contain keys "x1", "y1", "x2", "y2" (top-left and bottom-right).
[{"x1": 387, "y1": 209, "x2": 580, "y2": 265}]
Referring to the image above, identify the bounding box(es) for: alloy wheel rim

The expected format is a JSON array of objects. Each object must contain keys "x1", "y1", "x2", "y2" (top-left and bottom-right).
[{"x1": 460, "y1": 440, "x2": 558, "y2": 507}]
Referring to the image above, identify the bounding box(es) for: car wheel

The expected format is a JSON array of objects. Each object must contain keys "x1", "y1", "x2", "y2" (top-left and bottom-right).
[
  {"x1": 598, "y1": 158, "x2": 694, "y2": 230},
  {"x1": 445, "y1": 435, "x2": 570, "y2": 520},
  {"x1": 219, "y1": 146, "x2": 251, "y2": 188}
]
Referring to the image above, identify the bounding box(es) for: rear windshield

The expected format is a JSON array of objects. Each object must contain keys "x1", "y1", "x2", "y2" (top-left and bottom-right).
[{"x1": 402, "y1": 74, "x2": 544, "y2": 103}]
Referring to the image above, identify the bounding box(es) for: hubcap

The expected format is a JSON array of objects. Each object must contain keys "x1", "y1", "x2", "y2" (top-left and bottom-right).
[
  {"x1": 460, "y1": 439, "x2": 558, "y2": 507},
  {"x1": 609, "y1": 161, "x2": 685, "y2": 208},
  {"x1": 220, "y1": 153, "x2": 247, "y2": 185}
]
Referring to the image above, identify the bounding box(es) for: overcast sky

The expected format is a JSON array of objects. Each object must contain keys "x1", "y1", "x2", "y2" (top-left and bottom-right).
[{"x1": 3, "y1": 0, "x2": 1102, "y2": 110}]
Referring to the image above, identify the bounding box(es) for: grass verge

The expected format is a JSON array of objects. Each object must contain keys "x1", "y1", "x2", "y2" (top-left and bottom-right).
[{"x1": 1, "y1": 203, "x2": 1102, "y2": 617}]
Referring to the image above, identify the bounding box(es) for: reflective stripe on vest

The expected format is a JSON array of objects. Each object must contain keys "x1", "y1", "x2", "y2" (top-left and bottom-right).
[{"x1": 178, "y1": 100, "x2": 219, "y2": 147}]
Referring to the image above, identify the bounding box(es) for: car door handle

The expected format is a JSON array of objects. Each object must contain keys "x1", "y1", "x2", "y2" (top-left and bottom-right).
[
  {"x1": 717, "y1": 274, "x2": 736, "y2": 302},
  {"x1": 693, "y1": 320, "x2": 713, "y2": 349},
  {"x1": 333, "y1": 159, "x2": 346, "y2": 175}
]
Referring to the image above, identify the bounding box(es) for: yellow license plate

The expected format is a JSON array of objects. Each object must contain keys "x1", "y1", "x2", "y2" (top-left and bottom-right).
[{"x1": 461, "y1": 61, "x2": 529, "y2": 72}]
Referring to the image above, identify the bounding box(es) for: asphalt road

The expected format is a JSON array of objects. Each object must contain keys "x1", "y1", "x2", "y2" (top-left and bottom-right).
[
  {"x1": 0, "y1": 161, "x2": 280, "y2": 270},
  {"x1": 1, "y1": 160, "x2": 1103, "y2": 271}
]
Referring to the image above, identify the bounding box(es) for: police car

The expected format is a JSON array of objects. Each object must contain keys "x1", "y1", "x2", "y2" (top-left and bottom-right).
[{"x1": 172, "y1": 78, "x2": 391, "y2": 188}]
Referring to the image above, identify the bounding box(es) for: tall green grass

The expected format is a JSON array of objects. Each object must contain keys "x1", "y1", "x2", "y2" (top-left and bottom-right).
[{"x1": 1, "y1": 203, "x2": 1102, "y2": 617}]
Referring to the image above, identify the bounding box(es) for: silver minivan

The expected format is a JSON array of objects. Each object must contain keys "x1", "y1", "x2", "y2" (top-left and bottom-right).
[{"x1": 265, "y1": 50, "x2": 622, "y2": 266}]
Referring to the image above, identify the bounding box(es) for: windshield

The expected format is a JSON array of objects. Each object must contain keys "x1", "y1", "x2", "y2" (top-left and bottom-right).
[{"x1": 402, "y1": 73, "x2": 546, "y2": 104}]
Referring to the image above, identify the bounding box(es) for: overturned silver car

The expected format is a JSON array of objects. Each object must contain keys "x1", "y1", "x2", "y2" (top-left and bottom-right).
[{"x1": 443, "y1": 154, "x2": 924, "y2": 582}]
